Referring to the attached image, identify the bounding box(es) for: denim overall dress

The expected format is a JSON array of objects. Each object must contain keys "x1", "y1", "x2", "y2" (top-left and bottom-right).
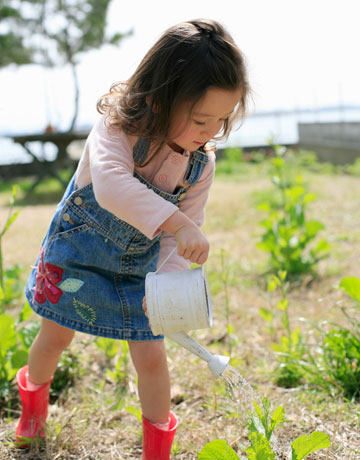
[{"x1": 25, "y1": 140, "x2": 209, "y2": 341}]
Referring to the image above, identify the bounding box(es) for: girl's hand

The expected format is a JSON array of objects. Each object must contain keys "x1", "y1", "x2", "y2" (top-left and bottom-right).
[
  {"x1": 175, "y1": 225, "x2": 209, "y2": 265},
  {"x1": 142, "y1": 296, "x2": 151, "y2": 328},
  {"x1": 142, "y1": 296, "x2": 148, "y2": 317}
]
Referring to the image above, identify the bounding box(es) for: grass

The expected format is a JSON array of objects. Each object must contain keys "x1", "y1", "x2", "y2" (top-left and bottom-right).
[{"x1": 0, "y1": 164, "x2": 360, "y2": 458}]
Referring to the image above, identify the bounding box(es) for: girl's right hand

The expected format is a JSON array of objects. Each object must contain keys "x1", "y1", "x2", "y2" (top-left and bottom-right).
[{"x1": 174, "y1": 225, "x2": 209, "y2": 265}]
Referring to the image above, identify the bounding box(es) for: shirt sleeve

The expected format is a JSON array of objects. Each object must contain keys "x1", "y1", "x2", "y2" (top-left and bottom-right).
[
  {"x1": 157, "y1": 151, "x2": 216, "y2": 273},
  {"x1": 88, "y1": 117, "x2": 179, "y2": 240}
]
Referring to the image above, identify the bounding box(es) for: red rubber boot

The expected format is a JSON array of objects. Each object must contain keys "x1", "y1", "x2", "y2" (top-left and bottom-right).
[
  {"x1": 15, "y1": 365, "x2": 53, "y2": 448},
  {"x1": 141, "y1": 412, "x2": 178, "y2": 460}
]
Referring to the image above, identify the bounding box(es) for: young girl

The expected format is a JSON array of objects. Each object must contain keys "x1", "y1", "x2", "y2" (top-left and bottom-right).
[{"x1": 15, "y1": 18, "x2": 250, "y2": 459}]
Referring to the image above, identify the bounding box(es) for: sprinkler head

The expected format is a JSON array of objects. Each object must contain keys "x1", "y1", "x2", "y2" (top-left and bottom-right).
[{"x1": 207, "y1": 354, "x2": 230, "y2": 379}]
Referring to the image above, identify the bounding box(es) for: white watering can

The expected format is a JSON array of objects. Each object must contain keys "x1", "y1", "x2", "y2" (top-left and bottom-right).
[{"x1": 145, "y1": 264, "x2": 230, "y2": 379}]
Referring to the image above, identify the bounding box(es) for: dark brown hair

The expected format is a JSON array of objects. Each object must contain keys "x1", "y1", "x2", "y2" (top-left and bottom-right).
[{"x1": 97, "y1": 18, "x2": 251, "y2": 154}]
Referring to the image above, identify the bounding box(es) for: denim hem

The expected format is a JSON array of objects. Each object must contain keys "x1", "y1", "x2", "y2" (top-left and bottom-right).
[{"x1": 25, "y1": 289, "x2": 164, "y2": 342}]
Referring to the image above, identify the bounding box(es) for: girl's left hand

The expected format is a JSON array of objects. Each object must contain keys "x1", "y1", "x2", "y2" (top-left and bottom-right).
[
  {"x1": 142, "y1": 296, "x2": 148, "y2": 318},
  {"x1": 142, "y1": 296, "x2": 152, "y2": 329}
]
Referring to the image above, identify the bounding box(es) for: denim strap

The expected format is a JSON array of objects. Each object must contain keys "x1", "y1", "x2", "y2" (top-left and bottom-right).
[
  {"x1": 133, "y1": 137, "x2": 151, "y2": 165},
  {"x1": 132, "y1": 140, "x2": 209, "y2": 191}
]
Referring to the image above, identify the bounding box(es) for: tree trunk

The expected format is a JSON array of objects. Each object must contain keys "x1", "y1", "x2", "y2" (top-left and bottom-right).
[{"x1": 68, "y1": 62, "x2": 79, "y2": 132}]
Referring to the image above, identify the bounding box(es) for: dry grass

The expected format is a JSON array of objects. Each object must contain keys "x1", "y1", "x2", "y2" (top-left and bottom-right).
[{"x1": 0, "y1": 169, "x2": 359, "y2": 459}]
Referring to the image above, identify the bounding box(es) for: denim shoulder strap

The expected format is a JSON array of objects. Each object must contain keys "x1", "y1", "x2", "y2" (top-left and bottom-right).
[
  {"x1": 133, "y1": 137, "x2": 150, "y2": 165},
  {"x1": 133, "y1": 139, "x2": 209, "y2": 187},
  {"x1": 184, "y1": 147, "x2": 209, "y2": 186}
]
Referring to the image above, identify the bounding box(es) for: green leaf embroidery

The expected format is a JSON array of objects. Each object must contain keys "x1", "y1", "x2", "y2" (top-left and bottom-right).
[
  {"x1": 58, "y1": 278, "x2": 84, "y2": 293},
  {"x1": 291, "y1": 431, "x2": 331, "y2": 460},
  {"x1": 73, "y1": 298, "x2": 96, "y2": 325}
]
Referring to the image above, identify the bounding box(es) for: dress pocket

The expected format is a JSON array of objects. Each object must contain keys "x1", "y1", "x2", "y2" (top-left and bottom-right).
[{"x1": 46, "y1": 220, "x2": 125, "y2": 274}]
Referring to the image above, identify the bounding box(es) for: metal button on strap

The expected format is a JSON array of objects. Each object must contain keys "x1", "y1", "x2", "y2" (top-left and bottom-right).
[
  {"x1": 74, "y1": 196, "x2": 83, "y2": 205},
  {"x1": 63, "y1": 213, "x2": 71, "y2": 221},
  {"x1": 178, "y1": 192, "x2": 187, "y2": 201}
]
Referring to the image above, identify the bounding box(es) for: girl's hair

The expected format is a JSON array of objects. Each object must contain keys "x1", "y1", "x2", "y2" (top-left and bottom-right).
[{"x1": 97, "y1": 18, "x2": 250, "y2": 155}]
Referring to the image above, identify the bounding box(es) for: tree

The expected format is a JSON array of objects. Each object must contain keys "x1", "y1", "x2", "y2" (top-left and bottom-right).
[
  {"x1": 1, "y1": 0, "x2": 131, "y2": 131},
  {"x1": 0, "y1": 1, "x2": 34, "y2": 67}
]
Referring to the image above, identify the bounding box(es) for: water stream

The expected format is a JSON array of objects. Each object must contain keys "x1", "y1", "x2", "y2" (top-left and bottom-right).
[{"x1": 220, "y1": 365, "x2": 285, "y2": 459}]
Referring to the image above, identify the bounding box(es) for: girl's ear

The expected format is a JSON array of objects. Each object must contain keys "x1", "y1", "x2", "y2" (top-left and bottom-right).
[{"x1": 146, "y1": 96, "x2": 159, "y2": 113}]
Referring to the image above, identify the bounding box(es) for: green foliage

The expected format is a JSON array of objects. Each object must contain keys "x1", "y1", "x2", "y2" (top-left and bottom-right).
[
  {"x1": 298, "y1": 276, "x2": 360, "y2": 399},
  {"x1": 0, "y1": 0, "x2": 131, "y2": 130},
  {"x1": 50, "y1": 349, "x2": 81, "y2": 399},
  {"x1": 256, "y1": 144, "x2": 331, "y2": 278},
  {"x1": 0, "y1": 1, "x2": 34, "y2": 67},
  {"x1": 95, "y1": 337, "x2": 130, "y2": 385},
  {"x1": 199, "y1": 439, "x2": 240, "y2": 460},
  {"x1": 198, "y1": 398, "x2": 330, "y2": 459},
  {"x1": 215, "y1": 147, "x2": 247, "y2": 176},
  {"x1": 0, "y1": 302, "x2": 40, "y2": 401},
  {"x1": 291, "y1": 432, "x2": 331, "y2": 460},
  {"x1": 261, "y1": 272, "x2": 306, "y2": 388},
  {"x1": 0, "y1": 185, "x2": 21, "y2": 313},
  {"x1": 345, "y1": 157, "x2": 360, "y2": 176}
]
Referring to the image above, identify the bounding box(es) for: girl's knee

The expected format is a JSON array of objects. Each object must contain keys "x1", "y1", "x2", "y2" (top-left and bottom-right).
[
  {"x1": 35, "y1": 318, "x2": 75, "y2": 354},
  {"x1": 129, "y1": 340, "x2": 167, "y2": 374}
]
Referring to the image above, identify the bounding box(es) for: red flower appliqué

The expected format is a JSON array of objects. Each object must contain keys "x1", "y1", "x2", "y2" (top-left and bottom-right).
[{"x1": 34, "y1": 248, "x2": 63, "y2": 304}]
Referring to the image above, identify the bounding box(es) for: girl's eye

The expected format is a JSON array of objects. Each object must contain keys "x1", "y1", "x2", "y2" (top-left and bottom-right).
[{"x1": 193, "y1": 120, "x2": 205, "y2": 125}]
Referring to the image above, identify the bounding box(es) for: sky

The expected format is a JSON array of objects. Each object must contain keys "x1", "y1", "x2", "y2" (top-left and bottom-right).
[{"x1": 0, "y1": 0, "x2": 359, "y2": 136}]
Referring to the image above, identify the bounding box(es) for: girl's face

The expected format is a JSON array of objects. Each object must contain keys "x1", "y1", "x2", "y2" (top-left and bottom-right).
[{"x1": 168, "y1": 87, "x2": 242, "y2": 153}]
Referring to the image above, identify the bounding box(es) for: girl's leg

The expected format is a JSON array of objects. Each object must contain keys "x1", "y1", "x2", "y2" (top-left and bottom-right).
[
  {"x1": 16, "y1": 318, "x2": 75, "y2": 446},
  {"x1": 28, "y1": 317, "x2": 75, "y2": 384},
  {"x1": 128, "y1": 340, "x2": 170, "y2": 424}
]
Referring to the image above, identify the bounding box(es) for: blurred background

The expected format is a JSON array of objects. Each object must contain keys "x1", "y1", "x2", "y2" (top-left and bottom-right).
[{"x1": 1, "y1": 0, "x2": 359, "y2": 166}]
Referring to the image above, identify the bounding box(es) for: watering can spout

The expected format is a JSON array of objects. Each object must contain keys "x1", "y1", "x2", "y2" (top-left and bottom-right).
[{"x1": 167, "y1": 332, "x2": 230, "y2": 379}]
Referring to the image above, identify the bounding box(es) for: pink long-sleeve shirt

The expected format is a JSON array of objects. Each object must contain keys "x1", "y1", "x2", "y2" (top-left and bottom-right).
[{"x1": 75, "y1": 116, "x2": 215, "y2": 272}]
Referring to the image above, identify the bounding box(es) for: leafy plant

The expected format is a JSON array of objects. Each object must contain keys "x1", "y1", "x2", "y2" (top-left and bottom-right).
[
  {"x1": 297, "y1": 276, "x2": 360, "y2": 399},
  {"x1": 95, "y1": 337, "x2": 130, "y2": 385},
  {"x1": 198, "y1": 397, "x2": 330, "y2": 459},
  {"x1": 50, "y1": 349, "x2": 81, "y2": 400},
  {"x1": 260, "y1": 271, "x2": 306, "y2": 388},
  {"x1": 0, "y1": 185, "x2": 21, "y2": 313},
  {"x1": 256, "y1": 143, "x2": 331, "y2": 278},
  {"x1": 215, "y1": 147, "x2": 245, "y2": 176},
  {"x1": 0, "y1": 302, "x2": 40, "y2": 402}
]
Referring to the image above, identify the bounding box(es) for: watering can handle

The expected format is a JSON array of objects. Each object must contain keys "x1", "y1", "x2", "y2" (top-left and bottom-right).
[{"x1": 156, "y1": 247, "x2": 177, "y2": 274}]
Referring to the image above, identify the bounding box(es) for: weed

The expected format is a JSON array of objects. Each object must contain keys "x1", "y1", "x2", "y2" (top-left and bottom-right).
[
  {"x1": 297, "y1": 276, "x2": 360, "y2": 399},
  {"x1": 260, "y1": 271, "x2": 306, "y2": 388},
  {"x1": 95, "y1": 337, "x2": 130, "y2": 386},
  {"x1": 256, "y1": 143, "x2": 331, "y2": 278},
  {"x1": 198, "y1": 397, "x2": 330, "y2": 459}
]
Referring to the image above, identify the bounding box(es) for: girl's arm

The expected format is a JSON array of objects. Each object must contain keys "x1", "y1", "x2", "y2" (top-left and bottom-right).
[
  {"x1": 157, "y1": 150, "x2": 215, "y2": 270},
  {"x1": 83, "y1": 117, "x2": 180, "y2": 240},
  {"x1": 159, "y1": 210, "x2": 209, "y2": 265}
]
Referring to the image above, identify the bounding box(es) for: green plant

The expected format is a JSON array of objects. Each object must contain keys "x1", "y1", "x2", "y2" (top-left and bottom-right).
[
  {"x1": 215, "y1": 147, "x2": 246, "y2": 176},
  {"x1": 0, "y1": 189, "x2": 42, "y2": 402},
  {"x1": 0, "y1": 302, "x2": 40, "y2": 402},
  {"x1": 345, "y1": 157, "x2": 360, "y2": 176},
  {"x1": 259, "y1": 271, "x2": 306, "y2": 388},
  {"x1": 256, "y1": 144, "x2": 331, "y2": 278},
  {"x1": 198, "y1": 397, "x2": 330, "y2": 459},
  {"x1": 297, "y1": 277, "x2": 360, "y2": 399},
  {"x1": 95, "y1": 337, "x2": 130, "y2": 385},
  {"x1": 0, "y1": 185, "x2": 21, "y2": 313},
  {"x1": 50, "y1": 349, "x2": 81, "y2": 400}
]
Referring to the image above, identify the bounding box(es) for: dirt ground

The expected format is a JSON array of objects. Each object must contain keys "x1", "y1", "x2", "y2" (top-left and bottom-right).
[{"x1": 0, "y1": 171, "x2": 359, "y2": 459}]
